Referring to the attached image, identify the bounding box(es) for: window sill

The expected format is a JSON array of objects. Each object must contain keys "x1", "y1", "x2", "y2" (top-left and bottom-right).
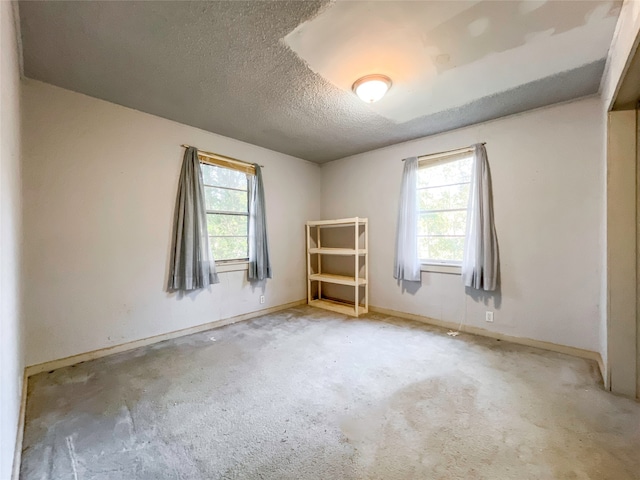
[
  {"x1": 421, "y1": 263, "x2": 462, "y2": 275},
  {"x1": 215, "y1": 261, "x2": 249, "y2": 273}
]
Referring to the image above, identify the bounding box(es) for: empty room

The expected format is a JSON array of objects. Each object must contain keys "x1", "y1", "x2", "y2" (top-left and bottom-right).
[{"x1": 2, "y1": 1, "x2": 640, "y2": 479}]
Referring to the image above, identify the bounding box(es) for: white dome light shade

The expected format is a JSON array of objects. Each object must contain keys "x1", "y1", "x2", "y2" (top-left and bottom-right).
[{"x1": 352, "y1": 74, "x2": 392, "y2": 103}]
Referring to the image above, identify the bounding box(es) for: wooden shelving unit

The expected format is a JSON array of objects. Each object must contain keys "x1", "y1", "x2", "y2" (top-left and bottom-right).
[{"x1": 306, "y1": 217, "x2": 368, "y2": 317}]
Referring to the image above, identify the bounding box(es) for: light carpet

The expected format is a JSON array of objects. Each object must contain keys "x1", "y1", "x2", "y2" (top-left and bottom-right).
[{"x1": 20, "y1": 306, "x2": 640, "y2": 479}]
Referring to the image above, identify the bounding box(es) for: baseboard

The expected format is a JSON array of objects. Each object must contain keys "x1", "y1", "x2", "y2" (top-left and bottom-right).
[
  {"x1": 11, "y1": 370, "x2": 28, "y2": 480},
  {"x1": 369, "y1": 305, "x2": 602, "y2": 369},
  {"x1": 25, "y1": 299, "x2": 306, "y2": 377},
  {"x1": 597, "y1": 354, "x2": 609, "y2": 390}
]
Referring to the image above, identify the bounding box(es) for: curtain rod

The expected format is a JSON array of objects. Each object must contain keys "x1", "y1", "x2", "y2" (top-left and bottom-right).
[
  {"x1": 181, "y1": 144, "x2": 264, "y2": 168},
  {"x1": 402, "y1": 142, "x2": 486, "y2": 161}
]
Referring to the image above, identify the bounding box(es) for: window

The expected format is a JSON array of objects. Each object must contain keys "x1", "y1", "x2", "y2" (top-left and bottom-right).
[
  {"x1": 417, "y1": 153, "x2": 473, "y2": 266},
  {"x1": 201, "y1": 163, "x2": 249, "y2": 262}
]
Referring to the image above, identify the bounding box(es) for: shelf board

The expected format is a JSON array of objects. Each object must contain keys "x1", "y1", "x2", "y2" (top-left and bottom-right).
[
  {"x1": 309, "y1": 273, "x2": 367, "y2": 286},
  {"x1": 309, "y1": 299, "x2": 367, "y2": 317},
  {"x1": 309, "y1": 247, "x2": 366, "y2": 256},
  {"x1": 307, "y1": 217, "x2": 368, "y2": 227}
]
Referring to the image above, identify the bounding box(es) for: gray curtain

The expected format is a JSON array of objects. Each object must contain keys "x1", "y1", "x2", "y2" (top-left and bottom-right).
[
  {"x1": 167, "y1": 147, "x2": 219, "y2": 291},
  {"x1": 394, "y1": 157, "x2": 421, "y2": 282},
  {"x1": 248, "y1": 164, "x2": 272, "y2": 281},
  {"x1": 462, "y1": 144, "x2": 499, "y2": 291}
]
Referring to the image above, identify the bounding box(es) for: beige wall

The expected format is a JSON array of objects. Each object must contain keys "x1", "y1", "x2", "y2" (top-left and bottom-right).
[
  {"x1": 21, "y1": 79, "x2": 321, "y2": 366},
  {"x1": 0, "y1": 2, "x2": 23, "y2": 478},
  {"x1": 606, "y1": 109, "x2": 637, "y2": 397},
  {"x1": 321, "y1": 97, "x2": 605, "y2": 353},
  {"x1": 600, "y1": 0, "x2": 640, "y2": 397},
  {"x1": 599, "y1": 96, "x2": 609, "y2": 386}
]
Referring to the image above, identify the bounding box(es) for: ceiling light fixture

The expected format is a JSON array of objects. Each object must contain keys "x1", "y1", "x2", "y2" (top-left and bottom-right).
[{"x1": 352, "y1": 74, "x2": 392, "y2": 103}]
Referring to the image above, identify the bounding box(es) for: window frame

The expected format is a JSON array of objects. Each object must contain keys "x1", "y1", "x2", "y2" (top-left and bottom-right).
[
  {"x1": 417, "y1": 150, "x2": 473, "y2": 274},
  {"x1": 200, "y1": 160, "x2": 251, "y2": 268}
]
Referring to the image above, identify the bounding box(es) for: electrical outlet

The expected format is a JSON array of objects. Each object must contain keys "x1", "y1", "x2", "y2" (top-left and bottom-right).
[
  {"x1": 260, "y1": 295, "x2": 265, "y2": 304},
  {"x1": 485, "y1": 311, "x2": 494, "y2": 323}
]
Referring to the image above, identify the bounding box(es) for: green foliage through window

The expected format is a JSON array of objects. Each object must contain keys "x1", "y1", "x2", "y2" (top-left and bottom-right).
[
  {"x1": 417, "y1": 155, "x2": 472, "y2": 263},
  {"x1": 201, "y1": 163, "x2": 249, "y2": 261}
]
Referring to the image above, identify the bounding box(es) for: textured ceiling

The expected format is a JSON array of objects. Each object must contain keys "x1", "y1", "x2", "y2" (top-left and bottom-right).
[{"x1": 19, "y1": 1, "x2": 621, "y2": 163}]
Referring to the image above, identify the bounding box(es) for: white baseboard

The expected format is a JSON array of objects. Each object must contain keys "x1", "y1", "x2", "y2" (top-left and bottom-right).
[
  {"x1": 11, "y1": 370, "x2": 27, "y2": 480},
  {"x1": 369, "y1": 305, "x2": 605, "y2": 381},
  {"x1": 25, "y1": 299, "x2": 306, "y2": 377},
  {"x1": 598, "y1": 356, "x2": 610, "y2": 390}
]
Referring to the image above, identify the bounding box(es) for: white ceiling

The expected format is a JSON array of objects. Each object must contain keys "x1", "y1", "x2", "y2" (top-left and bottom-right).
[
  {"x1": 19, "y1": 1, "x2": 621, "y2": 163},
  {"x1": 286, "y1": 1, "x2": 619, "y2": 123}
]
